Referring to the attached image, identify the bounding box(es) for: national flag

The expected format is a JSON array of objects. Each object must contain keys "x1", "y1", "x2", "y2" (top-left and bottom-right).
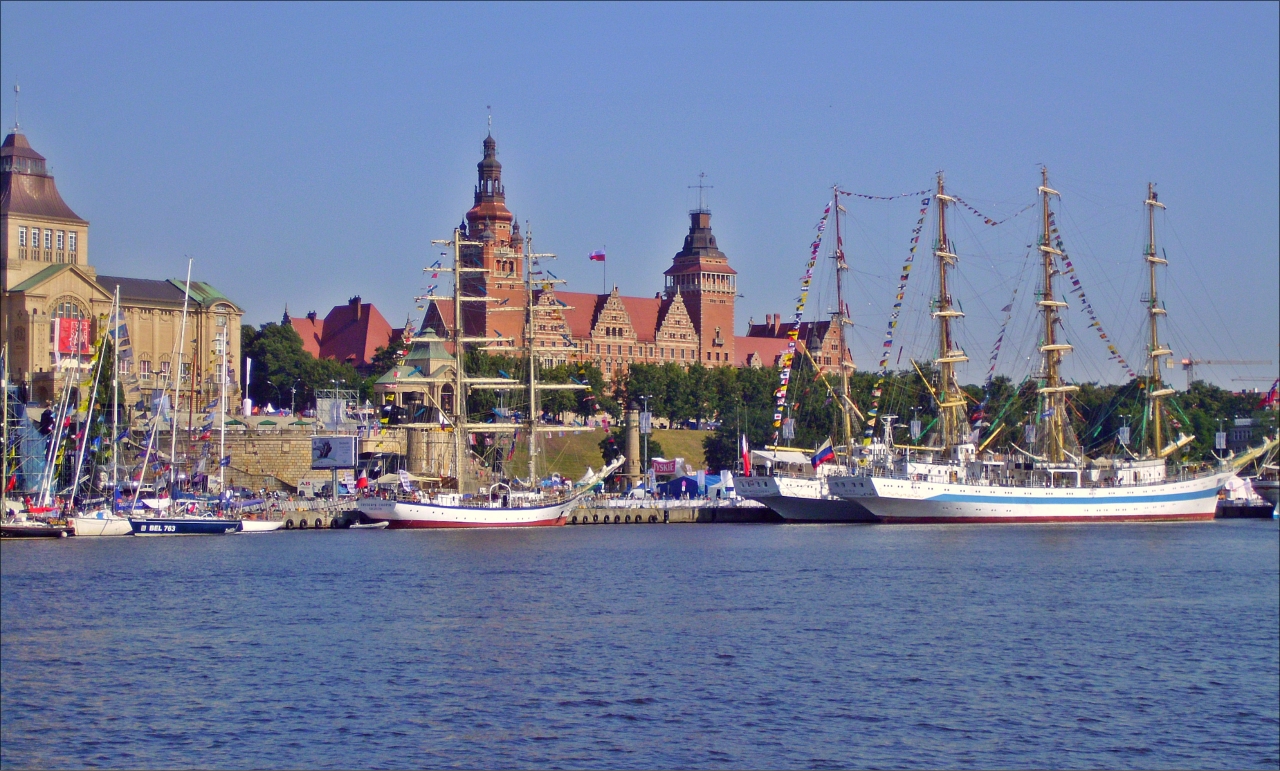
[
  {"x1": 740, "y1": 434, "x2": 751, "y2": 476},
  {"x1": 588, "y1": 250, "x2": 606, "y2": 262},
  {"x1": 810, "y1": 438, "x2": 835, "y2": 468},
  {"x1": 355, "y1": 471, "x2": 369, "y2": 490},
  {"x1": 219, "y1": 455, "x2": 231, "y2": 468}
]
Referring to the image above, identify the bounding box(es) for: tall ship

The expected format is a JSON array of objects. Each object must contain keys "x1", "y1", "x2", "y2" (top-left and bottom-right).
[
  {"x1": 357, "y1": 226, "x2": 621, "y2": 528},
  {"x1": 829, "y1": 171, "x2": 1233, "y2": 523},
  {"x1": 736, "y1": 186, "x2": 875, "y2": 522}
]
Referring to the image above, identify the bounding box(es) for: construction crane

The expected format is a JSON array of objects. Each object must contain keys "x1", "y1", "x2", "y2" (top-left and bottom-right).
[{"x1": 1180, "y1": 358, "x2": 1273, "y2": 388}]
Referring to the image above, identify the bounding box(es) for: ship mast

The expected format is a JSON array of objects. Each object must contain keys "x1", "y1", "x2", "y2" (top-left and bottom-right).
[
  {"x1": 831, "y1": 185, "x2": 854, "y2": 462},
  {"x1": 932, "y1": 173, "x2": 968, "y2": 450},
  {"x1": 1035, "y1": 168, "x2": 1077, "y2": 463},
  {"x1": 1143, "y1": 183, "x2": 1174, "y2": 458}
]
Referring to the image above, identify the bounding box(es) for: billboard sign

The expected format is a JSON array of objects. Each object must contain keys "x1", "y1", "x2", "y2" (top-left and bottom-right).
[
  {"x1": 55, "y1": 318, "x2": 93, "y2": 354},
  {"x1": 311, "y1": 436, "x2": 358, "y2": 469}
]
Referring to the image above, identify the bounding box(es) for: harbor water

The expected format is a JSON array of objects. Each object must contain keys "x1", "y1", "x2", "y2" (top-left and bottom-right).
[{"x1": 2, "y1": 520, "x2": 1277, "y2": 769}]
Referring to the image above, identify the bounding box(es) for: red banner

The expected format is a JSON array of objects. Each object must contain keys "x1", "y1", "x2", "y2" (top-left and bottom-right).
[{"x1": 56, "y1": 318, "x2": 93, "y2": 354}]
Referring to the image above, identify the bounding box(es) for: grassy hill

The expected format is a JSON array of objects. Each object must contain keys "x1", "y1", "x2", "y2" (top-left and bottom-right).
[{"x1": 508, "y1": 428, "x2": 710, "y2": 479}]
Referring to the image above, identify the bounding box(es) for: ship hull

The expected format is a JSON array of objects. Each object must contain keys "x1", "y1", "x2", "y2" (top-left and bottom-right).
[
  {"x1": 828, "y1": 472, "x2": 1231, "y2": 524},
  {"x1": 69, "y1": 515, "x2": 133, "y2": 536},
  {"x1": 130, "y1": 517, "x2": 242, "y2": 535},
  {"x1": 357, "y1": 496, "x2": 577, "y2": 528},
  {"x1": 735, "y1": 476, "x2": 875, "y2": 522}
]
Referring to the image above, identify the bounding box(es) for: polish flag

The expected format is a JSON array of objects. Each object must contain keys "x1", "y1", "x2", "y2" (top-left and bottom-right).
[
  {"x1": 740, "y1": 434, "x2": 751, "y2": 476},
  {"x1": 588, "y1": 250, "x2": 606, "y2": 262}
]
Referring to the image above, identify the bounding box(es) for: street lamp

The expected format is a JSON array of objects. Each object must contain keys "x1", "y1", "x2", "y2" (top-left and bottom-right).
[{"x1": 638, "y1": 394, "x2": 653, "y2": 483}]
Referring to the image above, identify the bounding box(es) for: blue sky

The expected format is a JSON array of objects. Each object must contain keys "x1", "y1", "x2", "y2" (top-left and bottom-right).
[{"x1": 3, "y1": 2, "x2": 1276, "y2": 388}]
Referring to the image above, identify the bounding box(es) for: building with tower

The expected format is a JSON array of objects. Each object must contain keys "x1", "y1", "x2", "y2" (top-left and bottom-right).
[
  {"x1": 2, "y1": 128, "x2": 242, "y2": 410},
  {"x1": 423, "y1": 134, "x2": 742, "y2": 377}
]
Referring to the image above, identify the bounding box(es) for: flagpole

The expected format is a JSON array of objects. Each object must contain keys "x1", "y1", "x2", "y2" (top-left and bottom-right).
[
  {"x1": 603, "y1": 245, "x2": 607, "y2": 294},
  {"x1": 219, "y1": 328, "x2": 227, "y2": 494},
  {"x1": 111, "y1": 286, "x2": 120, "y2": 493}
]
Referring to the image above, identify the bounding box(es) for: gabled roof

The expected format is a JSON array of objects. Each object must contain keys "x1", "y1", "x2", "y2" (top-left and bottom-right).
[
  {"x1": 549, "y1": 291, "x2": 607, "y2": 338},
  {"x1": 734, "y1": 335, "x2": 790, "y2": 367},
  {"x1": 9, "y1": 263, "x2": 74, "y2": 293},
  {"x1": 318, "y1": 300, "x2": 395, "y2": 368},
  {"x1": 617, "y1": 295, "x2": 662, "y2": 343}
]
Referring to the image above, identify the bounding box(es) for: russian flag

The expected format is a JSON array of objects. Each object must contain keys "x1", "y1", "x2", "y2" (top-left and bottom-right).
[
  {"x1": 589, "y1": 250, "x2": 606, "y2": 262},
  {"x1": 810, "y1": 438, "x2": 835, "y2": 468}
]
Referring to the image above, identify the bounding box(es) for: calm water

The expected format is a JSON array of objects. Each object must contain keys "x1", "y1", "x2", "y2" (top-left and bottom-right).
[{"x1": 2, "y1": 520, "x2": 1277, "y2": 770}]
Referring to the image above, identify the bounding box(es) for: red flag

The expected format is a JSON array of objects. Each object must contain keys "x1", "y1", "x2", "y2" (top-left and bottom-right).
[{"x1": 588, "y1": 250, "x2": 606, "y2": 262}]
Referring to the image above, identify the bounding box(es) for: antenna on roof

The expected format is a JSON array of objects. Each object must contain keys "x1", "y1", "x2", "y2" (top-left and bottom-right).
[
  {"x1": 12, "y1": 81, "x2": 19, "y2": 133},
  {"x1": 486, "y1": 105, "x2": 492, "y2": 136},
  {"x1": 688, "y1": 172, "x2": 713, "y2": 213}
]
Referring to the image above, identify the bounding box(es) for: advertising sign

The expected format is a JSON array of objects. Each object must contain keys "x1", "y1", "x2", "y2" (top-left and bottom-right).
[
  {"x1": 55, "y1": 318, "x2": 93, "y2": 354},
  {"x1": 650, "y1": 458, "x2": 677, "y2": 475},
  {"x1": 311, "y1": 435, "x2": 358, "y2": 469}
]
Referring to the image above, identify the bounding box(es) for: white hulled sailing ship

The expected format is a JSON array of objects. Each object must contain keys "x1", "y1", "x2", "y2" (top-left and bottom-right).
[
  {"x1": 357, "y1": 228, "x2": 622, "y2": 528},
  {"x1": 736, "y1": 186, "x2": 875, "y2": 522},
  {"x1": 829, "y1": 172, "x2": 1232, "y2": 523}
]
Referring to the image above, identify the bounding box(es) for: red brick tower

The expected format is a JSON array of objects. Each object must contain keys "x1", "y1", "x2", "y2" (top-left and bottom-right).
[
  {"x1": 662, "y1": 208, "x2": 736, "y2": 366},
  {"x1": 460, "y1": 134, "x2": 524, "y2": 347}
]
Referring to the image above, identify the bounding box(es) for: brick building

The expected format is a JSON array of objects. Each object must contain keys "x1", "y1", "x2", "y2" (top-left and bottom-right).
[{"x1": 286, "y1": 296, "x2": 402, "y2": 374}]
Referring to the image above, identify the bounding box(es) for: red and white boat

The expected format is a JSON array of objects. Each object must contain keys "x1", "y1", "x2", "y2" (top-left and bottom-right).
[{"x1": 357, "y1": 224, "x2": 623, "y2": 529}]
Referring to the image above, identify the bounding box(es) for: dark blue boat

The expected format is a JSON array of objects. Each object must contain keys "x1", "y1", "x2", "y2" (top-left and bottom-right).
[{"x1": 129, "y1": 517, "x2": 242, "y2": 536}]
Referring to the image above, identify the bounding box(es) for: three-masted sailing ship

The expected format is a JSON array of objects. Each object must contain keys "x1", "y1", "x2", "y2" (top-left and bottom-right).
[
  {"x1": 736, "y1": 186, "x2": 875, "y2": 522},
  {"x1": 829, "y1": 171, "x2": 1233, "y2": 522},
  {"x1": 356, "y1": 228, "x2": 623, "y2": 528}
]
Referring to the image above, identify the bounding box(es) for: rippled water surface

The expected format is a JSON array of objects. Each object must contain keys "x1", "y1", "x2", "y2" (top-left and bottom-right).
[{"x1": 3, "y1": 520, "x2": 1277, "y2": 769}]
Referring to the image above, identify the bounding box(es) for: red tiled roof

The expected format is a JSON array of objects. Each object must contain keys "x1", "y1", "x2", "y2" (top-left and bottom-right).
[
  {"x1": 289, "y1": 316, "x2": 323, "y2": 358},
  {"x1": 319, "y1": 301, "x2": 394, "y2": 367},
  {"x1": 735, "y1": 335, "x2": 790, "y2": 368},
  {"x1": 616, "y1": 295, "x2": 662, "y2": 343},
  {"x1": 552, "y1": 291, "x2": 607, "y2": 339}
]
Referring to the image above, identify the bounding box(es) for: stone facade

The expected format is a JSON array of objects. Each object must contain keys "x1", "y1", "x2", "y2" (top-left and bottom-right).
[{"x1": 2, "y1": 130, "x2": 243, "y2": 410}]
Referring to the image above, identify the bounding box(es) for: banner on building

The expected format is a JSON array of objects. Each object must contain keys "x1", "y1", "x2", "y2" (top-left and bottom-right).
[{"x1": 55, "y1": 318, "x2": 93, "y2": 355}]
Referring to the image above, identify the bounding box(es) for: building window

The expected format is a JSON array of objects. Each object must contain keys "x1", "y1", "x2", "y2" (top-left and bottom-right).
[
  {"x1": 140, "y1": 360, "x2": 152, "y2": 378},
  {"x1": 182, "y1": 362, "x2": 192, "y2": 378},
  {"x1": 43, "y1": 230, "x2": 52, "y2": 249},
  {"x1": 69, "y1": 232, "x2": 77, "y2": 252},
  {"x1": 17, "y1": 227, "x2": 25, "y2": 247},
  {"x1": 216, "y1": 314, "x2": 227, "y2": 328},
  {"x1": 56, "y1": 231, "x2": 65, "y2": 250},
  {"x1": 160, "y1": 361, "x2": 171, "y2": 375}
]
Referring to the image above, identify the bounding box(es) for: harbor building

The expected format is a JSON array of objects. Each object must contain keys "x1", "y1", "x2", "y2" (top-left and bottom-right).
[
  {"x1": 421, "y1": 133, "x2": 854, "y2": 379},
  {"x1": 422, "y1": 134, "x2": 734, "y2": 377},
  {"x1": 1, "y1": 129, "x2": 243, "y2": 410}
]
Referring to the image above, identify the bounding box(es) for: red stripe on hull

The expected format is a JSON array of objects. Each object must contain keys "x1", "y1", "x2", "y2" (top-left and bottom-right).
[
  {"x1": 383, "y1": 516, "x2": 567, "y2": 529},
  {"x1": 879, "y1": 511, "x2": 1215, "y2": 524}
]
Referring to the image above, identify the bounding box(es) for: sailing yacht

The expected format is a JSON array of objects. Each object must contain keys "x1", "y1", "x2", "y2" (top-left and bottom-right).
[
  {"x1": 357, "y1": 228, "x2": 623, "y2": 528},
  {"x1": 736, "y1": 186, "x2": 875, "y2": 522},
  {"x1": 68, "y1": 287, "x2": 132, "y2": 536},
  {"x1": 829, "y1": 172, "x2": 1232, "y2": 522}
]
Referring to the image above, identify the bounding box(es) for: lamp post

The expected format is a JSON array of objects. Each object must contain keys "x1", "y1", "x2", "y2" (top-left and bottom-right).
[{"x1": 639, "y1": 394, "x2": 653, "y2": 483}]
